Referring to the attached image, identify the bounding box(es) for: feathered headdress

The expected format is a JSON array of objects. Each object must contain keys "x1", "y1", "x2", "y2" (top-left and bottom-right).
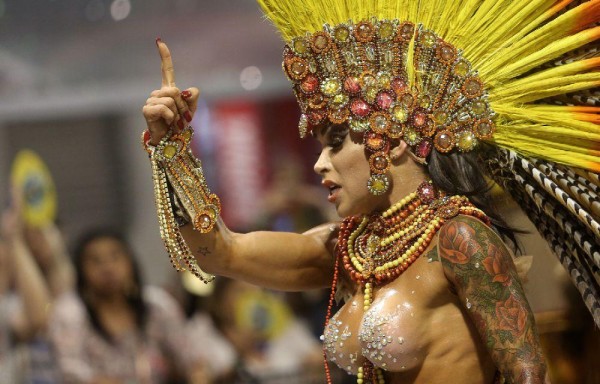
[{"x1": 257, "y1": 0, "x2": 600, "y2": 326}]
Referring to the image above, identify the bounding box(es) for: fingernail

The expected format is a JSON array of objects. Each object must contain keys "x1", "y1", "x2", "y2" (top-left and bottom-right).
[
  {"x1": 181, "y1": 90, "x2": 192, "y2": 99},
  {"x1": 177, "y1": 119, "x2": 185, "y2": 130},
  {"x1": 184, "y1": 111, "x2": 192, "y2": 122},
  {"x1": 155, "y1": 37, "x2": 162, "y2": 46}
]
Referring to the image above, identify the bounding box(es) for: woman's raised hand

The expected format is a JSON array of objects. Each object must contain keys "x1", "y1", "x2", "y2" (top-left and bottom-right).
[{"x1": 142, "y1": 39, "x2": 200, "y2": 145}]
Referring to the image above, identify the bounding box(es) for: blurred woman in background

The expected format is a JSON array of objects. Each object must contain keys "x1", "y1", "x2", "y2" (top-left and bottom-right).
[{"x1": 49, "y1": 229, "x2": 209, "y2": 384}]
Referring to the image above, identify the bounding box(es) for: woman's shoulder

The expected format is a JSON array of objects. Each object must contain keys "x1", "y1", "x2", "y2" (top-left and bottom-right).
[
  {"x1": 437, "y1": 214, "x2": 503, "y2": 259},
  {"x1": 435, "y1": 214, "x2": 515, "y2": 284}
]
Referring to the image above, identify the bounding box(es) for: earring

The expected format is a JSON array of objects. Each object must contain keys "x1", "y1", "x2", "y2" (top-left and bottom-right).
[{"x1": 364, "y1": 132, "x2": 391, "y2": 196}]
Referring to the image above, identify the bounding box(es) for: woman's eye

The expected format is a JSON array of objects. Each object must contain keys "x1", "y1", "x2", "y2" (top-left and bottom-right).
[
  {"x1": 330, "y1": 139, "x2": 342, "y2": 147},
  {"x1": 329, "y1": 134, "x2": 345, "y2": 148}
]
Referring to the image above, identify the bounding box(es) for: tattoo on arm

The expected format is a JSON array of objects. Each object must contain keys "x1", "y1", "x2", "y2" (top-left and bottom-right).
[
  {"x1": 438, "y1": 216, "x2": 547, "y2": 383},
  {"x1": 196, "y1": 247, "x2": 211, "y2": 257}
]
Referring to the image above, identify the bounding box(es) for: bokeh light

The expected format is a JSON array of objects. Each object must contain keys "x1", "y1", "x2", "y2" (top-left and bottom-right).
[
  {"x1": 110, "y1": 0, "x2": 131, "y2": 21},
  {"x1": 240, "y1": 66, "x2": 263, "y2": 91}
]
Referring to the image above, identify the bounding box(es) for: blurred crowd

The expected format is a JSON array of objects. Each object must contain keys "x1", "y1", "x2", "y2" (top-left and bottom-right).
[{"x1": 0, "y1": 167, "x2": 354, "y2": 384}]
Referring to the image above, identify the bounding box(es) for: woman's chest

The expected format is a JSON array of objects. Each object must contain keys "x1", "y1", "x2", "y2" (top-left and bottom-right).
[{"x1": 324, "y1": 255, "x2": 449, "y2": 374}]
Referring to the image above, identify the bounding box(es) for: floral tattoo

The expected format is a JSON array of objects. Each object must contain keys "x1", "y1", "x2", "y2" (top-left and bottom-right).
[{"x1": 438, "y1": 216, "x2": 547, "y2": 383}]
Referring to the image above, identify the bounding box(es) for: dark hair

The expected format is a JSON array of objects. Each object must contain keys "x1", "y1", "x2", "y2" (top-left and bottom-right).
[
  {"x1": 72, "y1": 228, "x2": 148, "y2": 342},
  {"x1": 427, "y1": 144, "x2": 523, "y2": 253}
]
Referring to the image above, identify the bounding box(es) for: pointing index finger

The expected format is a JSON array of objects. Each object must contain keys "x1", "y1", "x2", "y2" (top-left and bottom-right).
[{"x1": 157, "y1": 39, "x2": 176, "y2": 87}]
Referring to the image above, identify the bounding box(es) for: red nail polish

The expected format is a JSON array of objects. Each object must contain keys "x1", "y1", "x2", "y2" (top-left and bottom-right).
[
  {"x1": 181, "y1": 90, "x2": 192, "y2": 99},
  {"x1": 155, "y1": 37, "x2": 162, "y2": 46},
  {"x1": 177, "y1": 119, "x2": 185, "y2": 130},
  {"x1": 184, "y1": 111, "x2": 192, "y2": 122}
]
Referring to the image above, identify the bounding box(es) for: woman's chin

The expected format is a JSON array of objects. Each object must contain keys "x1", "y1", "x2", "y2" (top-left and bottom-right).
[{"x1": 335, "y1": 202, "x2": 366, "y2": 218}]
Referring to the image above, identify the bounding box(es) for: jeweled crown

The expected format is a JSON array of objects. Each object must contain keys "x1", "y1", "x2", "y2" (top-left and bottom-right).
[{"x1": 283, "y1": 18, "x2": 496, "y2": 158}]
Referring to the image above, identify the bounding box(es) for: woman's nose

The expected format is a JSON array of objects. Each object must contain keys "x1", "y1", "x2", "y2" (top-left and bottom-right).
[{"x1": 313, "y1": 149, "x2": 330, "y2": 175}]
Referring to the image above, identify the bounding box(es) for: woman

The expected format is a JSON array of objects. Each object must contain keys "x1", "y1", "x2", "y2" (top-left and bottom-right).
[
  {"x1": 141, "y1": 0, "x2": 600, "y2": 382},
  {"x1": 49, "y1": 229, "x2": 206, "y2": 384}
]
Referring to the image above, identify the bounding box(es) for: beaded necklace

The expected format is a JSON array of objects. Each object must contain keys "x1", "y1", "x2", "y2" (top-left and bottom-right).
[{"x1": 323, "y1": 181, "x2": 490, "y2": 384}]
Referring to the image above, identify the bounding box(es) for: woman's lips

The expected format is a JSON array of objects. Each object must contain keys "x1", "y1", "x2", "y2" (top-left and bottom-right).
[
  {"x1": 322, "y1": 180, "x2": 341, "y2": 203},
  {"x1": 328, "y1": 186, "x2": 341, "y2": 203}
]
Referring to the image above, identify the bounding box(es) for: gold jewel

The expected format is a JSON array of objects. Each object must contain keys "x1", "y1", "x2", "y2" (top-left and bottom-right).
[{"x1": 367, "y1": 174, "x2": 390, "y2": 195}]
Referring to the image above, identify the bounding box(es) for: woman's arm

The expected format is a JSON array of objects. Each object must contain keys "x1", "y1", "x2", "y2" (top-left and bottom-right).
[
  {"x1": 40, "y1": 224, "x2": 75, "y2": 297},
  {"x1": 144, "y1": 41, "x2": 337, "y2": 291},
  {"x1": 180, "y1": 220, "x2": 338, "y2": 291},
  {"x1": 7, "y1": 236, "x2": 52, "y2": 340},
  {"x1": 1, "y1": 190, "x2": 51, "y2": 340},
  {"x1": 438, "y1": 215, "x2": 549, "y2": 383}
]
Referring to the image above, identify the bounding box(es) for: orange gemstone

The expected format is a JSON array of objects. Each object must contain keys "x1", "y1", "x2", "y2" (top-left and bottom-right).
[
  {"x1": 373, "y1": 155, "x2": 388, "y2": 170},
  {"x1": 300, "y1": 75, "x2": 318, "y2": 93},
  {"x1": 400, "y1": 23, "x2": 414, "y2": 40},
  {"x1": 463, "y1": 77, "x2": 483, "y2": 98},
  {"x1": 476, "y1": 119, "x2": 495, "y2": 139},
  {"x1": 314, "y1": 34, "x2": 329, "y2": 50},
  {"x1": 365, "y1": 132, "x2": 385, "y2": 151},
  {"x1": 413, "y1": 111, "x2": 427, "y2": 127},
  {"x1": 434, "y1": 131, "x2": 455, "y2": 152},
  {"x1": 308, "y1": 93, "x2": 325, "y2": 108},
  {"x1": 289, "y1": 60, "x2": 307, "y2": 78},
  {"x1": 343, "y1": 76, "x2": 361, "y2": 94},
  {"x1": 356, "y1": 22, "x2": 374, "y2": 41},
  {"x1": 391, "y1": 78, "x2": 407, "y2": 94},
  {"x1": 198, "y1": 214, "x2": 212, "y2": 229},
  {"x1": 439, "y1": 44, "x2": 455, "y2": 62}
]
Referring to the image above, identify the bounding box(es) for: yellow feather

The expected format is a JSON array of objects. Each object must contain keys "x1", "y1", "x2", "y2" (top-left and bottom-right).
[
  {"x1": 492, "y1": 77, "x2": 600, "y2": 104},
  {"x1": 256, "y1": 0, "x2": 600, "y2": 171},
  {"x1": 494, "y1": 106, "x2": 600, "y2": 136}
]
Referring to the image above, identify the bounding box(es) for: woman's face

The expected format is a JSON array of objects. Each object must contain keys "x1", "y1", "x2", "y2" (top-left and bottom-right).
[
  {"x1": 81, "y1": 237, "x2": 134, "y2": 296},
  {"x1": 313, "y1": 124, "x2": 388, "y2": 217}
]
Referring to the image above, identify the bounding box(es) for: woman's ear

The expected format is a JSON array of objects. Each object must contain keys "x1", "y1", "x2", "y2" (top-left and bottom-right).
[{"x1": 390, "y1": 140, "x2": 409, "y2": 162}]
